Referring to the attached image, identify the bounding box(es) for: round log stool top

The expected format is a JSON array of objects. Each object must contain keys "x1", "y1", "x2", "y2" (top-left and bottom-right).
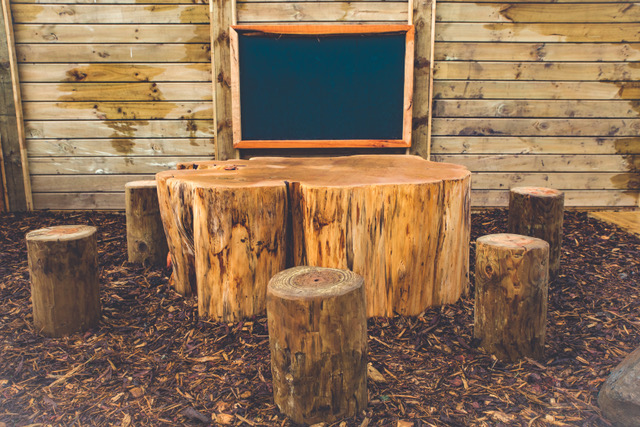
[
  {"x1": 26, "y1": 225, "x2": 101, "y2": 337},
  {"x1": 267, "y1": 266, "x2": 367, "y2": 424},
  {"x1": 508, "y1": 186, "x2": 564, "y2": 282},
  {"x1": 474, "y1": 233, "x2": 549, "y2": 362}
]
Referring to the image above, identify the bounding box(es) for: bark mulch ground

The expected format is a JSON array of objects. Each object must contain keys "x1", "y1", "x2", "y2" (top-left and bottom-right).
[{"x1": 0, "y1": 209, "x2": 639, "y2": 426}]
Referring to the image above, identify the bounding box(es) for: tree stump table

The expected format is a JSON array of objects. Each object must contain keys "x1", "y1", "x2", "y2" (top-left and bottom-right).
[
  {"x1": 157, "y1": 155, "x2": 471, "y2": 320},
  {"x1": 26, "y1": 225, "x2": 101, "y2": 337},
  {"x1": 267, "y1": 266, "x2": 367, "y2": 424},
  {"x1": 474, "y1": 233, "x2": 549, "y2": 361}
]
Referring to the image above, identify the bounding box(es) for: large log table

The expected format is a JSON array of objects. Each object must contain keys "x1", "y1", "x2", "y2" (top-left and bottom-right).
[{"x1": 156, "y1": 155, "x2": 471, "y2": 321}]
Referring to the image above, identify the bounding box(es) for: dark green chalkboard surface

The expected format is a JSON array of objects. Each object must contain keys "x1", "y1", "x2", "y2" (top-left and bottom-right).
[{"x1": 230, "y1": 25, "x2": 414, "y2": 148}]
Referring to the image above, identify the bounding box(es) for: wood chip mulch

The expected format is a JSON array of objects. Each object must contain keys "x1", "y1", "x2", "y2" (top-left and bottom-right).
[{"x1": 1, "y1": 209, "x2": 638, "y2": 426}]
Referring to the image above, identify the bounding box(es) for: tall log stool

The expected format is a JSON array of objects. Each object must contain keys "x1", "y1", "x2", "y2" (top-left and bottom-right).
[
  {"x1": 26, "y1": 225, "x2": 101, "y2": 337},
  {"x1": 508, "y1": 186, "x2": 564, "y2": 282},
  {"x1": 474, "y1": 234, "x2": 549, "y2": 361},
  {"x1": 125, "y1": 180, "x2": 168, "y2": 267},
  {"x1": 267, "y1": 266, "x2": 367, "y2": 424}
]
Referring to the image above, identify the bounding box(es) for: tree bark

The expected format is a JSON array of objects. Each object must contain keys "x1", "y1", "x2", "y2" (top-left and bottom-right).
[
  {"x1": 267, "y1": 266, "x2": 367, "y2": 425},
  {"x1": 508, "y1": 186, "x2": 564, "y2": 282},
  {"x1": 125, "y1": 180, "x2": 168, "y2": 267},
  {"x1": 157, "y1": 155, "x2": 471, "y2": 318},
  {"x1": 474, "y1": 233, "x2": 549, "y2": 362},
  {"x1": 26, "y1": 225, "x2": 100, "y2": 337}
]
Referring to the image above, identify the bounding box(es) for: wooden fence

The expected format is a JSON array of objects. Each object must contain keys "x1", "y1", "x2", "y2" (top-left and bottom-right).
[{"x1": 0, "y1": 0, "x2": 638, "y2": 210}]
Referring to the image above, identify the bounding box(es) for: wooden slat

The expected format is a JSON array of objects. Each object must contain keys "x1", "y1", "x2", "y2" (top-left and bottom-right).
[
  {"x1": 471, "y1": 190, "x2": 639, "y2": 207},
  {"x1": 435, "y1": 43, "x2": 640, "y2": 62},
  {"x1": 19, "y1": 63, "x2": 211, "y2": 83},
  {"x1": 28, "y1": 155, "x2": 210, "y2": 174},
  {"x1": 588, "y1": 211, "x2": 640, "y2": 236},
  {"x1": 211, "y1": 0, "x2": 234, "y2": 159},
  {"x1": 31, "y1": 174, "x2": 154, "y2": 192},
  {"x1": 16, "y1": 44, "x2": 211, "y2": 63},
  {"x1": 14, "y1": 0, "x2": 208, "y2": 4},
  {"x1": 14, "y1": 24, "x2": 209, "y2": 43},
  {"x1": 23, "y1": 102, "x2": 213, "y2": 120},
  {"x1": 433, "y1": 100, "x2": 640, "y2": 118},
  {"x1": 32, "y1": 191, "x2": 125, "y2": 209},
  {"x1": 472, "y1": 172, "x2": 640, "y2": 190},
  {"x1": 432, "y1": 154, "x2": 639, "y2": 172},
  {"x1": 21, "y1": 83, "x2": 212, "y2": 101},
  {"x1": 25, "y1": 120, "x2": 214, "y2": 138},
  {"x1": 433, "y1": 81, "x2": 640, "y2": 100},
  {"x1": 432, "y1": 118, "x2": 640, "y2": 137},
  {"x1": 434, "y1": 62, "x2": 640, "y2": 82},
  {"x1": 436, "y1": 3, "x2": 640, "y2": 23},
  {"x1": 27, "y1": 138, "x2": 215, "y2": 156},
  {"x1": 11, "y1": 5, "x2": 209, "y2": 24},
  {"x1": 435, "y1": 23, "x2": 640, "y2": 43},
  {"x1": 236, "y1": 2, "x2": 408, "y2": 22},
  {"x1": 431, "y1": 136, "x2": 640, "y2": 154}
]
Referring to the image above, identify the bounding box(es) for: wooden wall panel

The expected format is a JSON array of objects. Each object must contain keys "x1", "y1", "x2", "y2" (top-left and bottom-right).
[
  {"x1": 11, "y1": 0, "x2": 215, "y2": 209},
  {"x1": 432, "y1": 0, "x2": 640, "y2": 207}
]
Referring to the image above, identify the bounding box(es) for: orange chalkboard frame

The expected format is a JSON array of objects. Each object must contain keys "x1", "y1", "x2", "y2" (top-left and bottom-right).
[{"x1": 229, "y1": 24, "x2": 415, "y2": 149}]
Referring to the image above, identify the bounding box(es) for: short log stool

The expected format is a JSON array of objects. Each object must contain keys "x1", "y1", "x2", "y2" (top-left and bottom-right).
[
  {"x1": 125, "y1": 180, "x2": 168, "y2": 267},
  {"x1": 26, "y1": 225, "x2": 101, "y2": 337},
  {"x1": 267, "y1": 266, "x2": 367, "y2": 424},
  {"x1": 508, "y1": 186, "x2": 564, "y2": 281},
  {"x1": 474, "y1": 234, "x2": 549, "y2": 361}
]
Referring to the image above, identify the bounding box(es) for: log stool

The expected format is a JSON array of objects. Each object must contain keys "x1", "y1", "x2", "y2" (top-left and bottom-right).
[
  {"x1": 267, "y1": 266, "x2": 367, "y2": 424},
  {"x1": 474, "y1": 233, "x2": 549, "y2": 361},
  {"x1": 125, "y1": 180, "x2": 169, "y2": 267},
  {"x1": 26, "y1": 225, "x2": 101, "y2": 337},
  {"x1": 508, "y1": 186, "x2": 564, "y2": 282}
]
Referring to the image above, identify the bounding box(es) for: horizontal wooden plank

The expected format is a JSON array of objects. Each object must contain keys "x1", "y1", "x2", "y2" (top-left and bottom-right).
[
  {"x1": 236, "y1": 2, "x2": 407, "y2": 22},
  {"x1": 28, "y1": 156, "x2": 211, "y2": 174},
  {"x1": 21, "y1": 83, "x2": 212, "y2": 101},
  {"x1": 436, "y1": 23, "x2": 640, "y2": 43},
  {"x1": 27, "y1": 138, "x2": 216, "y2": 156},
  {"x1": 23, "y1": 102, "x2": 213, "y2": 120},
  {"x1": 16, "y1": 44, "x2": 211, "y2": 63},
  {"x1": 472, "y1": 172, "x2": 640, "y2": 190},
  {"x1": 14, "y1": 24, "x2": 209, "y2": 43},
  {"x1": 433, "y1": 81, "x2": 640, "y2": 100},
  {"x1": 31, "y1": 174, "x2": 155, "y2": 192},
  {"x1": 436, "y1": 3, "x2": 640, "y2": 23},
  {"x1": 433, "y1": 100, "x2": 640, "y2": 118},
  {"x1": 434, "y1": 62, "x2": 640, "y2": 82},
  {"x1": 471, "y1": 190, "x2": 639, "y2": 207},
  {"x1": 435, "y1": 43, "x2": 640, "y2": 62},
  {"x1": 432, "y1": 154, "x2": 640, "y2": 172},
  {"x1": 432, "y1": 118, "x2": 640, "y2": 137},
  {"x1": 14, "y1": 0, "x2": 208, "y2": 3},
  {"x1": 11, "y1": 5, "x2": 209, "y2": 24},
  {"x1": 25, "y1": 120, "x2": 214, "y2": 138},
  {"x1": 431, "y1": 136, "x2": 640, "y2": 154},
  {"x1": 19, "y1": 63, "x2": 211, "y2": 83},
  {"x1": 33, "y1": 192, "x2": 126, "y2": 209}
]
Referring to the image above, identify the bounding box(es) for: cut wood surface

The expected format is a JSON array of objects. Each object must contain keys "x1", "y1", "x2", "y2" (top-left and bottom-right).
[
  {"x1": 508, "y1": 187, "x2": 564, "y2": 282},
  {"x1": 125, "y1": 180, "x2": 168, "y2": 267},
  {"x1": 26, "y1": 225, "x2": 101, "y2": 336},
  {"x1": 157, "y1": 155, "x2": 471, "y2": 318},
  {"x1": 267, "y1": 266, "x2": 367, "y2": 424},
  {"x1": 474, "y1": 233, "x2": 549, "y2": 361}
]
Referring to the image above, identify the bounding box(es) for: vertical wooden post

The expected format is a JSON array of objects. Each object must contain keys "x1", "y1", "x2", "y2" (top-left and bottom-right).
[
  {"x1": 409, "y1": 0, "x2": 436, "y2": 160},
  {"x1": 210, "y1": 0, "x2": 237, "y2": 160},
  {"x1": 0, "y1": 0, "x2": 31, "y2": 211}
]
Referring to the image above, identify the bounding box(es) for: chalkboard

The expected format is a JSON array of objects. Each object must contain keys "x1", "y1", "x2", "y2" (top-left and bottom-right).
[{"x1": 230, "y1": 25, "x2": 414, "y2": 148}]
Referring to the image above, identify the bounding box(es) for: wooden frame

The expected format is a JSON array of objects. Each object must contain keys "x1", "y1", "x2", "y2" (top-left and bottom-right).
[{"x1": 230, "y1": 24, "x2": 414, "y2": 149}]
